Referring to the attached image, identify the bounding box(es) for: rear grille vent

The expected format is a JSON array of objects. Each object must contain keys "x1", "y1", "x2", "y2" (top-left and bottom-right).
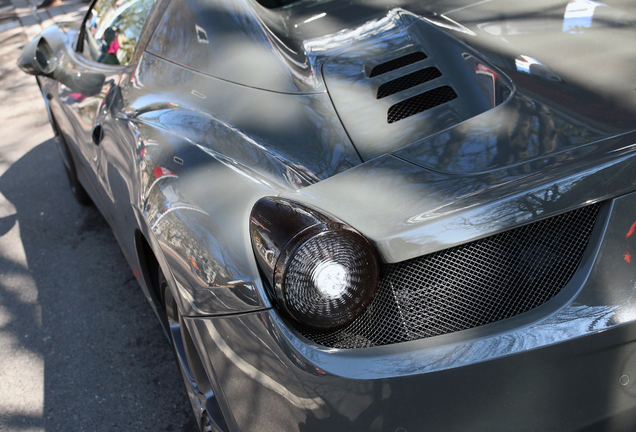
[
  {"x1": 369, "y1": 51, "x2": 428, "y2": 77},
  {"x1": 387, "y1": 86, "x2": 458, "y2": 123},
  {"x1": 292, "y1": 203, "x2": 601, "y2": 349},
  {"x1": 377, "y1": 67, "x2": 442, "y2": 99}
]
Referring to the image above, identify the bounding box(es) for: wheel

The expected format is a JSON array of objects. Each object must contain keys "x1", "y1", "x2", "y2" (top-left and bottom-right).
[
  {"x1": 200, "y1": 412, "x2": 216, "y2": 432},
  {"x1": 160, "y1": 271, "x2": 206, "y2": 430},
  {"x1": 159, "y1": 270, "x2": 190, "y2": 359},
  {"x1": 159, "y1": 269, "x2": 226, "y2": 432}
]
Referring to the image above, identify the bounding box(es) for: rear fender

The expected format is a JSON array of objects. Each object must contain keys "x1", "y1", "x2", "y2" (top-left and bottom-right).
[{"x1": 130, "y1": 122, "x2": 275, "y2": 317}]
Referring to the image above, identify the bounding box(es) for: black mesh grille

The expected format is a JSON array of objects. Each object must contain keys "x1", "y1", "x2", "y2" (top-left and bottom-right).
[
  {"x1": 292, "y1": 204, "x2": 601, "y2": 349},
  {"x1": 377, "y1": 67, "x2": 442, "y2": 99},
  {"x1": 388, "y1": 86, "x2": 458, "y2": 123},
  {"x1": 369, "y1": 52, "x2": 428, "y2": 77}
]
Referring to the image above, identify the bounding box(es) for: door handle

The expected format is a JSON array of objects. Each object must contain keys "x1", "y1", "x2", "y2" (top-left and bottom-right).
[{"x1": 92, "y1": 124, "x2": 103, "y2": 146}]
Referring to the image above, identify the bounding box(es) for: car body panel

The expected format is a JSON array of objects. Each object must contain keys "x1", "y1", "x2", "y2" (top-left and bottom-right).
[
  {"x1": 98, "y1": 48, "x2": 367, "y2": 315},
  {"x1": 17, "y1": 0, "x2": 636, "y2": 430},
  {"x1": 187, "y1": 314, "x2": 636, "y2": 432},
  {"x1": 146, "y1": 0, "x2": 326, "y2": 93},
  {"x1": 393, "y1": 0, "x2": 636, "y2": 174},
  {"x1": 321, "y1": 10, "x2": 515, "y2": 162},
  {"x1": 120, "y1": 52, "x2": 362, "y2": 189},
  {"x1": 35, "y1": 24, "x2": 124, "y2": 205},
  {"x1": 184, "y1": 190, "x2": 636, "y2": 431},
  {"x1": 146, "y1": 0, "x2": 636, "y2": 173},
  {"x1": 99, "y1": 88, "x2": 277, "y2": 316},
  {"x1": 292, "y1": 129, "x2": 636, "y2": 263}
]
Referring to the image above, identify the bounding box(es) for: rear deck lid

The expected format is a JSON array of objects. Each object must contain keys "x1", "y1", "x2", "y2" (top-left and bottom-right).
[
  {"x1": 322, "y1": 12, "x2": 513, "y2": 165},
  {"x1": 322, "y1": 6, "x2": 636, "y2": 174}
]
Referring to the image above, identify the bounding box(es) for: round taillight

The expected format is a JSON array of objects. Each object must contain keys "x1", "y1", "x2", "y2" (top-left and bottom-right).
[{"x1": 250, "y1": 198, "x2": 379, "y2": 330}]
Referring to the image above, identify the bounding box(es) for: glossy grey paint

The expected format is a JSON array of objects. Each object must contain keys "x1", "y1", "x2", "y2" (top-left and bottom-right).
[
  {"x1": 322, "y1": 11, "x2": 513, "y2": 161},
  {"x1": 124, "y1": 52, "x2": 361, "y2": 188},
  {"x1": 104, "y1": 46, "x2": 363, "y2": 314},
  {"x1": 33, "y1": 25, "x2": 123, "y2": 209},
  {"x1": 319, "y1": 0, "x2": 636, "y2": 167},
  {"x1": 183, "y1": 192, "x2": 636, "y2": 431},
  {"x1": 393, "y1": 0, "x2": 636, "y2": 174},
  {"x1": 18, "y1": 0, "x2": 636, "y2": 430},
  {"x1": 101, "y1": 89, "x2": 276, "y2": 316},
  {"x1": 293, "y1": 129, "x2": 636, "y2": 263},
  {"x1": 146, "y1": 0, "x2": 322, "y2": 93},
  {"x1": 28, "y1": 7, "x2": 276, "y2": 317},
  {"x1": 146, "y1": 0, "x2": 636, "y2": 174},
  {"x1": 138, "y1": 0, "x2": 636, "y2": 265}
]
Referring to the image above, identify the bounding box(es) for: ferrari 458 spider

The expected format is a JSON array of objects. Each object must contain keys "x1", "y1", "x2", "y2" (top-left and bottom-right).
[{"x1": 18, "y1": 0, "x2": 636, "y2": 430}]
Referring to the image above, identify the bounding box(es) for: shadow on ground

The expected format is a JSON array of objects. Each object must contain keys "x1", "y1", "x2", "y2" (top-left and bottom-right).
[{"x1": 0, "y1": 137, "x2": 197, "y2": 431}]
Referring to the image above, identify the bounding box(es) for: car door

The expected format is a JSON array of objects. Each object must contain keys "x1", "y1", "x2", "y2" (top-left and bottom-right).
[
  {"x1": 47, "y1": 0, "x2": 154, "y2": 214},
  {"x1": 91, "y1": 0, "x2": 158, "y2": 222},
  {"x1": 43, "y1": 0, "x2": 117, "y2": 207}
]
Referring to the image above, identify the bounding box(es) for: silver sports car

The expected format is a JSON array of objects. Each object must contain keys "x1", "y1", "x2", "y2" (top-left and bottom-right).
[{"x1": 18, "y1": 0, "x2": 636, "y2": 430}]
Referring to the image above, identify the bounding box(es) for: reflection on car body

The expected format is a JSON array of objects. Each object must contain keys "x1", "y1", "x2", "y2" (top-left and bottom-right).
[{"x1": 16, "y1": 0, "x2": 636, "y2": 430}]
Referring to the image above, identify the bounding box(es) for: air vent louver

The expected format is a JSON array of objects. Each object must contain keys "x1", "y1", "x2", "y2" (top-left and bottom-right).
[
  {"x1": 387, "y1": 86, "x2": 457, "y2": 123},
  {"x1": 377, "y1": 67, "x2": 442, "y2": 99},
  {"x1": 369, "y1": 51, "x2": 428, "y2": 77},
  {"x1": 292, "y1": 203, "x2": 601, "y2": 349}
]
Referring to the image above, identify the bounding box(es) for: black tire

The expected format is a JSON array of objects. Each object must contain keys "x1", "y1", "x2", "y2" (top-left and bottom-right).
[
  {"x1": 51, "y1": 119, "x2": 93, "y2": 206},
  {"x1": 58, "y1": 137, "x2": 93, "y2": 206},
  {"x1": 200, "y1": 413, "x2": 216, "y2": 432},
  {"x1": 159, "y1": 269, "x2": 179, "y2": 333},
  {"x1": 159, "y1": 270, "x2": 223, "y2": 432},
  {"x1": 159, "y1": 270, "x2": 194, "y2": 384},
  {"x1": 160, "y1": 271, "x2": 202, "y2": 431}
]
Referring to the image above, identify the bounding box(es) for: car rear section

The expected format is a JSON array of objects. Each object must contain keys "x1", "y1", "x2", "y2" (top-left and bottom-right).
[
  {"x1": 127, "y1": 0, "x2": 636, "y2": 430},
  {"x1": 184, "y1": 190, "x2": 636, "y2": 431}
]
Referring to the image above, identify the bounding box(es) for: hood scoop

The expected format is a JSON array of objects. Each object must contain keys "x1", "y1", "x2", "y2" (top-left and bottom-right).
[{"x1": 322, "y1": 14, "x2": 513, "y2": 162}]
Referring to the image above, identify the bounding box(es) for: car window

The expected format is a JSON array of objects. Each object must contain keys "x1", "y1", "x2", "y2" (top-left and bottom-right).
[{"x1": 82, "y1": 0, "x2": 156, "y2": 66}]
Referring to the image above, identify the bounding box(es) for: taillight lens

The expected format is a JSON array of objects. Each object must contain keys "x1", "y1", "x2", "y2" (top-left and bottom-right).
[{"x1": 250, "y1": 197, "x2": 378, "y2": 330}]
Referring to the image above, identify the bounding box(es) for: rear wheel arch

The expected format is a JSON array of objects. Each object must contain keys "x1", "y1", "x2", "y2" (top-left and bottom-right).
[
  {"x1": 133, "y1": 229, "x2": 228, "y2": 431},
  {"x1": 133, "y1": 229, "x2": 164, "y2": 317}
]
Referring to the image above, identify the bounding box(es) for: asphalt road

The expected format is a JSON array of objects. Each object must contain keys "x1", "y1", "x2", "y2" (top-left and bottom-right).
[{"x1": 0, "y1": 2, "x2": 197, "y2": 431}]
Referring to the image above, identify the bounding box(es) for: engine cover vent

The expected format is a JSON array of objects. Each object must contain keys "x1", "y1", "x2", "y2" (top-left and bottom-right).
[
  {"x1": 387, "y1": 85, "x2": 457, "y2": 123},
  {"x1": 369, "y1": 51, "x2": 428, "y2": 77},
  {"x1": 292, "y1": 203, "x2": 601, "y2": 349},
  {"x1": 377, "y1": 67, "x2": 442, "y2": 99},
  {"x1": 321, "y1": 15, "x2": 514, "y2": 160}
]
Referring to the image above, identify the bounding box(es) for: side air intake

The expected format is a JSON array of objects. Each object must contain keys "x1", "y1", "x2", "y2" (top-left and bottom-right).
[{"x1": 366, "y1": 51, "x2": 458, "y2": 123}]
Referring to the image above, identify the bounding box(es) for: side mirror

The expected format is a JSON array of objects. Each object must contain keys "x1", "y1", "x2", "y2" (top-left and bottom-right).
[
  {"x1": 17, "y1": 37, "x2": 57, "y2": 76},
  {"x1": 17, "y1": 35, "x2": 106, "y2": 97}
]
